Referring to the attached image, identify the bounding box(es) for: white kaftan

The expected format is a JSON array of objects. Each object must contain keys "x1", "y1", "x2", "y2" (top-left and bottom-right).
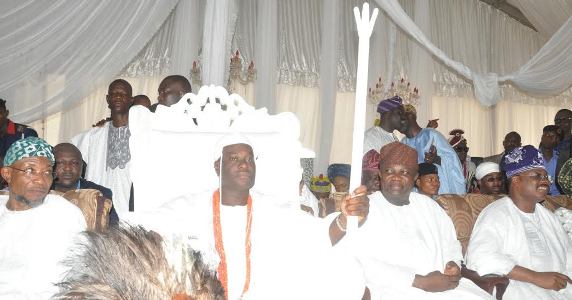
[
  {"x1": 466, "y1": 197, "x2": 572, "y2": 300},
  {"x1": 335, "y1": 191, "x2": 492, "y2": 299},
  {"x1": 0, "y1": 194, "x2": 86, "y2": 299},
  {"x1": 363, "y1": 126, "x2": 398, "y2": 154},
  {"x1": 123, "y1": 190, "x2": 364, "y2": 300},
  {"x1": 72, "y1": 122, "x2": 131, "y2": 215}
]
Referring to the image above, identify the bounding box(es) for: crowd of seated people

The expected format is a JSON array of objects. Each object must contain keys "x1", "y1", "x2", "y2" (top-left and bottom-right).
[{"x1": 1, "y1": 78, "x2": 572, "y2": 300}]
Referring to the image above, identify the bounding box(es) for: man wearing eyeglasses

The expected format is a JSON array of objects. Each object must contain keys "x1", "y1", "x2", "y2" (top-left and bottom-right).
[
  {"x1": 466, "y1": 145, "x2": 572, "y2": 299},
  {"x1": 0, "y1": 137, "x2": 86, "y2": 298}
]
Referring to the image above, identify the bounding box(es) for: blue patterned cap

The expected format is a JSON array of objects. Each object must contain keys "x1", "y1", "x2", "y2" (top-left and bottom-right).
[
  {"x1": 503, "y1": 145, "x2": 544, "y2": 178},
  {"x1": 3, "y1": 137, "x2": 54, "y2": 166},
  {"x1": 327, "y1": 163, "x2": 351, "y2": 182},
  {"x1": 377, "y1": 96, "x2": 403, "y2": 114}
]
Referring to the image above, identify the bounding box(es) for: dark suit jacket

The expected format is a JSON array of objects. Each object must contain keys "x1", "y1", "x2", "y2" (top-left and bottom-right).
[{"x1": 78, "y1": 178, "x2": 119, "y2": 225}]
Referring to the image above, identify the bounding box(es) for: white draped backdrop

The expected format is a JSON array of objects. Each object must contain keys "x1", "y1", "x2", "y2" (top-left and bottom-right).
[{"x1": 2, "y1": 0, "x2": 571, "y2": 175}]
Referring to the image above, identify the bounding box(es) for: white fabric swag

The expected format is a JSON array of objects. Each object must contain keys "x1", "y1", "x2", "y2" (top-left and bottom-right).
[
  {"x1": 375, "y1": 0, "x2": 572, "y2": 107},
  {"x1": 0, "y1": 0, "x2": 179, "y2": 124}
]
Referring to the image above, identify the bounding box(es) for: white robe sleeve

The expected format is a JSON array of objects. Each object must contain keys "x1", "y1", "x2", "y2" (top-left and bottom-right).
[
  {"x1": 465, "y1": 206, "x2": 517, "y2": 276},
  {"x1": 71, "y1": 129, "x2": 92, "y2": 165}
]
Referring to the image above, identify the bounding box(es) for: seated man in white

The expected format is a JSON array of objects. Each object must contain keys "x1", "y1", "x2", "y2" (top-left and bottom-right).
[
  {"x1": 466, "y1": 145, "x2": 572, "y2": 299},
  {"x1": 0, "y1": 137, "x2": 86, "y2": 298},
  {"x1": 333, "y1": 141, "x2": 492, "y2": 299},
  {"x1": 125, "y1": 133, "x2": 368, "y2": 300}
]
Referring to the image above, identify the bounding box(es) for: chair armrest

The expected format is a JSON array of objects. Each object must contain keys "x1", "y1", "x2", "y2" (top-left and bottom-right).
[{"x1": 462, "y1": 265, "x2": 509, "y2": 300}]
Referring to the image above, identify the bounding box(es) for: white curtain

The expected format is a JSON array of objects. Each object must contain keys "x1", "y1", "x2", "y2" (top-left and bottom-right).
[
  {"x1": 16, "y1": 0, "x2": 572, "y2": 173},
  {"x1": 201, "y1": 0, "x2": 237, "y2": 86},
  {"x1": 507, "y1": 0, "x2": 572, "y2": 39},
  {"x1": 374, "y1": 0, "x2": 572, "y2": 106},
  {"x1": 254, "y1": 0, "x2": 278, "y2": 113},
  {"x1": 1, "y1": 0, "x2": 179, "y2": 124}
]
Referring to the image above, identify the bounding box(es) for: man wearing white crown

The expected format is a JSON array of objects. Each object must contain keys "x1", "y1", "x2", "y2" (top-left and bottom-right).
[{"x1": 124, "y1": 133, "x2": 368, "y2": 300}]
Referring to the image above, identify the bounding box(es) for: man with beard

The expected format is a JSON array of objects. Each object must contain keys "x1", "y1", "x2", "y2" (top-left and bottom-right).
[
  {"x1": 401, "y1": 104, "x2": 466, "y2": 194},
  {"x1": 0, "y1": 137, "x2": 86, "y2": 298},
  {"x1": 157, "y1": 75, "x2": 192, "y2": 107},
  {"x1": 363, "y1": 96, "x2": 406, "y2": 154},
  {"x1": 336, "y1": 142, "x2": 491, "y2": 299},
  {"x1": 52, "y1": 143, "x2": 119, "y2": 225},
  {"x1": 474, "y1": 162, "x2": 504, "y2": 195},
  {"x1": 73, "y1": 79, "x2": 134, "y2": 215},
  {"x1": 466, "y1": 145, "x2": 572, "y2": 299}
]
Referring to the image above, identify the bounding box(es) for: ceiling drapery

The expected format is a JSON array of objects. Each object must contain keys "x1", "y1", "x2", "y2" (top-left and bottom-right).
[
  {"x1": 0, "y1": 0, "x2": 179, "y2": 123},
  {"x1": 374, "y1": 0, "x2": 572, "y2": 106}
]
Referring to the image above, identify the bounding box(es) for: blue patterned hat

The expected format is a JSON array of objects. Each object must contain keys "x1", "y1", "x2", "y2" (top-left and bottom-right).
[
  {"x1": 377, "y1": 96, "x2": 403, "y2": 114},
  {"x1": 3, "y1": 137, "x2": 54, "y2": 166},
  {"x1": 327, "y1": 163, "x2": 351, "y2": 182},
  {"x1": 503, "y1": 145, "x2": 544, "y2": 178}
]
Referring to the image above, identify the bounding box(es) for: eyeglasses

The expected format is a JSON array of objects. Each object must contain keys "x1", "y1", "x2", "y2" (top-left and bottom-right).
[
  {"x1": 454, "y1": 147, "x2": 469, "y2": 153},
  {"x1": 515, "y1": 173, "x2": 553, "y2": 184},
  {"x1": 9, "y1": 166, "x2": 53, "y2": 180},
  {"x1": 554, "y1": 117, "x2": 572, "y2": 123}
]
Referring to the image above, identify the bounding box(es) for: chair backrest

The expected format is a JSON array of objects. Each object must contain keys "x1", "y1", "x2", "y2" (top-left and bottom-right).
[
  {"x1": 129, "y1": 85, "x2": 303, "y2": 212},
  {"x1": 542, "y1": 195, "x2": 572, "y2": 212},
  {"x1": 437, "y1": 194, "x2": 503, "y2": 255},
  {"x1": 59, "y1": 189, "x2": 112, "y2": 232}
]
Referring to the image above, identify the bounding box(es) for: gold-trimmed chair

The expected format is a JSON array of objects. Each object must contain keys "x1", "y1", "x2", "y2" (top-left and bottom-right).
[{"x1": 55, "y1": 189, "x2": 112, "y2": 232}]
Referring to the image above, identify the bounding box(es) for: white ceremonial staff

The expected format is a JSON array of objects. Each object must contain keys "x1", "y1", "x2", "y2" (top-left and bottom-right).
[{"x1": 347, "y1": 3, "x2": 378, "y2": 232}]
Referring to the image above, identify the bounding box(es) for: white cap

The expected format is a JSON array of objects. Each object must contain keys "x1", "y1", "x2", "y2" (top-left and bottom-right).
[
  {"x1": 475, "y1": 162, "x2": 500, "y2": 180},
  {"x1": 213, "y1": 132, "x2": 253, "y2": 162}
]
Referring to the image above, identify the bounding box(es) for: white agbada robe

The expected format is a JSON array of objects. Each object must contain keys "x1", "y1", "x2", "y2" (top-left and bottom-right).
[
  {"x1": 123, "y1": 190, "x2": 364, "y2": 300},
  {"x1": 333, "y1": 191, "x2": 492, "y2": 300},
  {"x1": 466, "y1": 197, "x2": 572, "y2": 300},
  {"x1": 363, "y1": 126, "x2": 398, "y2": 154},
  {"x1": 72, "y1": 122, "x2": 131, "y2": 215},
  {"x1": 0, "y1": 194, "x2": 86, "y2": 299}
]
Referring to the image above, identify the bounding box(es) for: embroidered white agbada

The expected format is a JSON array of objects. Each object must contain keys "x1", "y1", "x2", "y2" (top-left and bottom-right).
[
  {"x1": 123, "y1": 190, "x2": 364, "y2": 300},
  {"x1": 466, "y1": 197, "x2": 572, "y2": 300},
  {"x1": 72, "y1": 122, "x2": 131, "y2": 215},
  {"x1": 334, "y1": 191, "x2": 492, "y2": 300},
  {"x1": 363, "y1": 126, "x2": 398, "y2": 154},
  {"x1": 0, "y1": 194, "x2": 86, "y2": 299}
]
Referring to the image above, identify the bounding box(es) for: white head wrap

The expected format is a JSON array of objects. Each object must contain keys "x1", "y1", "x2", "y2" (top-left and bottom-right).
[
  {"x1": 213, "y1": 132, "x2": 254, "y2": 162},
  {"x1": 475, "y1": 162, "x2": 500, "y2": 180}
]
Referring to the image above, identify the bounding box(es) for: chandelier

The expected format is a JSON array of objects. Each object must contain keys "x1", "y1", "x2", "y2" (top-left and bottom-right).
[
  {"x1": 367, "y1": 77, "x2": 420, "y2": 107},
  {"x1": 190, "y1": 50, "x2": 256, "y2": 93}
]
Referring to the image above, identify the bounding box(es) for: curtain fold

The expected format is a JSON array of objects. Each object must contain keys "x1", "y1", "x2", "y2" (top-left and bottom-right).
[
  {"x1": 317, "y1": 0, "x2": 340, "y2": 173},
  {"x1": 1, "y1": 0, "x2": 179, "y2": 123},
  {"x1": 201, "y1": 0, "x2": 237, "y2": 86},
  {"x1": 254, "y1": 0, "x2": 278, "y2": 113},
  {"x1": 374, "y1": 0, "x2": 572, "y2": 106},
  {"x1": 507, "y1": 0, "x2": 572, "y2": 39}
]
